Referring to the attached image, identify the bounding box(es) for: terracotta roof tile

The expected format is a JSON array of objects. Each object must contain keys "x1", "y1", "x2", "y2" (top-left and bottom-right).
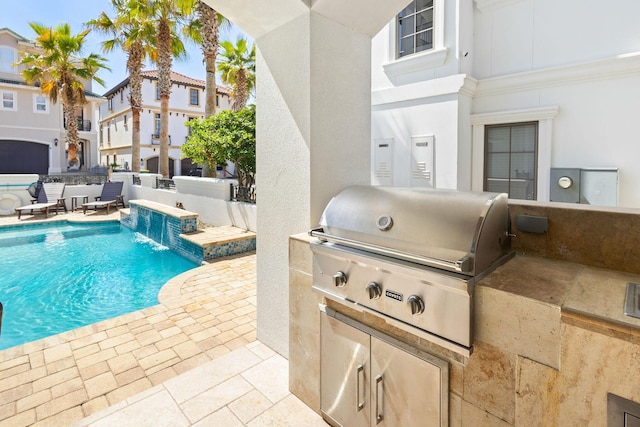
[{"x1": 104, "y1": 69, "x2": 230, "y2": 97}]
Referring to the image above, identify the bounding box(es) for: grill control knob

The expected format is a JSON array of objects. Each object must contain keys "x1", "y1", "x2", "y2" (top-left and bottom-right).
[
  {"x1": 407, "y1": 295, "x2": 425, "y2": 315},
  {"x1": 366, "y1": 282, "x2": 382, "y2": 300},
  {"x1": 333, "y1": 271, "x2": 347, "y2": 288}
]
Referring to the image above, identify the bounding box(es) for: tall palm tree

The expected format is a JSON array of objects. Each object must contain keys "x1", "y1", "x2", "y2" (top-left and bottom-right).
[
  {"x1": 186, "y1": 1, "x2": 229, "y2": 177},
  {"x1": 192, "y1": 1, "x2": 227, "y2": 118},
  {"x1": 147, "y1": 0, "x2": 195, "y2": 178},
  {"x1": 19, "y1": 23, "x2": 108, "y2": 169},
  {"x1": 87, "y1": 0, "x2": 156, "y2": 173},
  {"x1": 218, "y1": 37, "x2": 255, "y2": 111}
]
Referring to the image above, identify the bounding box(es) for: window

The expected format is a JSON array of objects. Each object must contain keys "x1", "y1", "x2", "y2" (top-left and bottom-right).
[
  {"x1": 397, "y1": 0, "x2": 434, "y2": 58},
  {"x1": 215, "y1": 95, "x2": 219, "y2": 107},
  {"x1": 484, "y1": 122, "x2": 538, "y2": 200},
  {"x1": 156, "y1": 83, "x2": 161, "y2": 101},
  {"x1": 120, "y1": 90, "x2": 124, "y2": 103},
  {"x1": 1, "y1": 91, "x2": 16, "y2": 110},
  {"x1": 189, "y1": 88, "x2": 199, "y2": 106},
  {"x1": 108, "y1": 97, "x2": 113, "y2": 111},
  {"x1": 187, "y1": 117, "x2": 196, "y2": 136},
  {"x1": 0, "y1": 47, "x2": 16, "y2": 73},
  {"x1": 34, "y1": 95, "x2": 48, "y2": 113},
  {"x1": 154, "y1": 113, "x2": 161, "y2": 137},
  {"x1": 107, "y1": 125, "x2": 111, "y2": 143},
  {"x1": 123, "y1": 113, "x2": 128, "y2": 126}
]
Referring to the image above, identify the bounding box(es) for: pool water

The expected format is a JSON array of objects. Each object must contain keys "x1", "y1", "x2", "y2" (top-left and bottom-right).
[{"x1": 0, "y1": 222, "x2": 198, "y2": 350}]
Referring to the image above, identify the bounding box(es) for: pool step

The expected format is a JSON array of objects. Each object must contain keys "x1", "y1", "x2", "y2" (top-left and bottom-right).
[{"x1": 180, "y1": 225, "x2": 256, "y2": 261}]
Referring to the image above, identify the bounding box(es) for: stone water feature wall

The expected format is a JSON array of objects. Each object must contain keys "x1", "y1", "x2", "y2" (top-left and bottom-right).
[
  {"x1": 121, "y1": 199, "x2": 256, "y2": 264},
  {"x1": 121, "y1": 200, "x2": 202, "y2": 263}
]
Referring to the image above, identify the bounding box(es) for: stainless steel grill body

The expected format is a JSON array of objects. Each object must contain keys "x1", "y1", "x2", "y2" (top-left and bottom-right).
[
  {"x1": 317, "y1": 185, "x2": 511, "y2": 276},
  {"x1": 310, "y1": 186, "x2": 512, "y2": 355}
]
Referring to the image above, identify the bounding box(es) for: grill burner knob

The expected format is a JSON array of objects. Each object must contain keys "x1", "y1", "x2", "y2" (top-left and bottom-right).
[
  {"x1": 407, "y1": 295, "x2": 425, "y2": 315},
  {"x1": 366, "y1": 281, "x2": 382, "y2": 299},
  {"x1": 333, "y1": 271, "x2": 347, "y2": 287}
]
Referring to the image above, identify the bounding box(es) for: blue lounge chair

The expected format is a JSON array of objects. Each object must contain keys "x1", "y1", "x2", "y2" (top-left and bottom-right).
[
  {"x1": 15, "y1": 182, "x2": 66, "y2": 219},
  {"x1": 82, "y1": 181, "x2": 124, "y2": 214}
]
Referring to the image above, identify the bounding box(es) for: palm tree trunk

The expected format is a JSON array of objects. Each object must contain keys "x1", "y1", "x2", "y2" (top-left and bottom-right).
[
  {"x1": 63, "y1": 102, "x2": 80, "y2": 169},
  {"x1": 131, "y1": 109, "x2": 141, "y2": 171},
  {"x1": 159, "y1": 94, "x2": 170, "y2": 177},
  {"x1": 157, "y1": 17, "x2": 172, "y2": 178},
  {"x1": 128, "y1": 41, "x2": 144, "y2": 173}
]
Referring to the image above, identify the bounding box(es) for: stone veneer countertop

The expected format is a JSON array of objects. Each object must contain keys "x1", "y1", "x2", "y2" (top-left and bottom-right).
[{"x1": 478, "y1": 254, "x2": 640, "y2": 335}]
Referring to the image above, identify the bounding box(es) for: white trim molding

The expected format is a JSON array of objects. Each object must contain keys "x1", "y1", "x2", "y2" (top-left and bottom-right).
[
  {"x1": 470, "y1": 106, "x2": 559, "y2": 202},
  {"x1": 373, "y1": 73, "x2": 477, "y2": 107},
  {"x1": 475, "y1": 52, "x2": 640, "y2": 97},
  {"x1": 383, "y1": 47, "x2": 449, "y2": 79}
]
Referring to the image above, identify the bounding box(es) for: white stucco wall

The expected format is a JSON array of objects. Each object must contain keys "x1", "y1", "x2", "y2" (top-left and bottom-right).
[{"x1": 370, "y1": 0, "x2": 640, "y2": 207}]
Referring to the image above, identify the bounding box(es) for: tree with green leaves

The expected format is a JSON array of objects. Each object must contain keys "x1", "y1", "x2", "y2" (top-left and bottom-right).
[
  {"x1": 147, "y1": 0, "x2": 195, "y2": 177},
  {"x1": 19, "y1": 22, "x2": 108, "y2": 168},
  {"x1": 87, "y1": 0, "x2": 156, "y2": 173},
  {"x1": 182, "y1": 106, "x2": 256, "y2": 188},
  {"x1": 218, "y1": 37, "x2": 255, "y2": 111}
]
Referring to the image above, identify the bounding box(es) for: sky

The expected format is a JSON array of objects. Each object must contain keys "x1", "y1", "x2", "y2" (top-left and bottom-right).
[{"x1": 0, "y1": 0, "x2": 249, "y2": 94}]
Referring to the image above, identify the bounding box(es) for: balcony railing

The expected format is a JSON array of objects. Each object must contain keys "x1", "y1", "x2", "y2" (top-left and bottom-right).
[
  {"x1": 151, "y1": 134, "x2": 172, "y2": 145},
  {"x1": 230, "y1": 183, "x2": 256, "y2": 204},
  {"x1": 64, "y1": 118, "x2": 92, "y2": 132},
  {"x1": 156, "y1": 177, "x2": 175, "y2": 190}
]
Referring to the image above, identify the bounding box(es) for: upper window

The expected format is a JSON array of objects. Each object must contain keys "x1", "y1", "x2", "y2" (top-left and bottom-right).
[
  {"x1": 397, "y1": 0, "x2": 434, "y2": 58},
  {"x1": 154, "y1": 113, "x2": 161, "y2": 137},
  {"x1": 108, "y1": 97, "x2": 113, "y2": 111},
  {"x1": 0, "y1": 47, "x2": 16, "y2": 73},
  {"x1": 1, "y1": 91, "x2": 16, "y2": 111},
  {"x1": 156, "y1": 83, "x2": 161, "y2": 101},
  {"x1": 34, "y1": 95, "x2": 48, "y2": 113},
  {"x1": 189, "y1": 88, "x2": 199, "y2": 106},
  {"x1": 484, "y1": 122, "x2": 538, "y2": 200}
]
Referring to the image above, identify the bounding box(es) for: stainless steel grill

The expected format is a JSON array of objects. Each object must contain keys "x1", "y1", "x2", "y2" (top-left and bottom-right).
[{"x1": 310, "y1": 185, "x2": 513, "y2": 356}]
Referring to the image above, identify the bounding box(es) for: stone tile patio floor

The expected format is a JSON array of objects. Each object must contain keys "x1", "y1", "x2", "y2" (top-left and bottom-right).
[{"x1": 0, "y1": 211, "x2": 326, "y2": 426}]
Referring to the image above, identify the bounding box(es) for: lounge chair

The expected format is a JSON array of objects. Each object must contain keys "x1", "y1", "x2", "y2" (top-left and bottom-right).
[
  {"x1": 82, "y1": 181, "x2": 124, "y2": 214},
  {"x1": 42, "y1": 182, "x2": 67, "y2": 213},
  {"x1": 15, "y1": 182, "x2": 66, "y2": 219}
]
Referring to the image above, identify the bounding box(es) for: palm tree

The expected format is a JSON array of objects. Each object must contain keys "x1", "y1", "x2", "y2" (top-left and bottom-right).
[
  {"x1": 19, "y1": 23, "x2": 108, "y2": 169},
  {"x1": 218, "y1": 37, "x2": 255, "y2": 111},
  {"x1": 147, "y1": 0, "x2": 195, "y2": 178},
  {"x1": 185, "y1": 1, "x2": 229, "y2": 177},
  {"x1": 87, "y1": 0, "x2": 156, "y2": 173},
  {"x1": 192, "y1": 1, "x2": 228, "y2": 118}
]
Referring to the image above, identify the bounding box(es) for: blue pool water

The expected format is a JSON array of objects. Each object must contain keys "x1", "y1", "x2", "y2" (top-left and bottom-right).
[{"x1": 0, "y1": 222, "x2": 198, "y2": 350}]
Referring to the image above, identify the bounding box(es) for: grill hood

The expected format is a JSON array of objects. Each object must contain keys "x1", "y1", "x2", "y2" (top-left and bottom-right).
[{"x1": 314, "y1": 186, "x2": 512, "y2": 276}]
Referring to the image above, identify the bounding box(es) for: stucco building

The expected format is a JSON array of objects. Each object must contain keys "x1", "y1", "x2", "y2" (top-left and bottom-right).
[
  {"x1": 0, "y1": 28, "x2": 104, "y2": 175},
  {"x1": 371, "y1": 0, "x2": 640, "y2": 208},
  {"x1": 99, "y1": 70, "x2": 231, "y2": 176}
]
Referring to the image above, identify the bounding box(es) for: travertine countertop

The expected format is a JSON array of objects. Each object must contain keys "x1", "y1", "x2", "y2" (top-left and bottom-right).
[{"x1": 478, "y1": 254, "x2": 640, "y2": 333}]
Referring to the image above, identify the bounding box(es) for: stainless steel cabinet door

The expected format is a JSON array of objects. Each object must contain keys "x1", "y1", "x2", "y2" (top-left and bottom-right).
[
  {"x1": 321, "y1": 313, "x2": 371, "y2": 427},
  {"x1": 370, "y1": 337, "x2": 444, "y2": 427}
]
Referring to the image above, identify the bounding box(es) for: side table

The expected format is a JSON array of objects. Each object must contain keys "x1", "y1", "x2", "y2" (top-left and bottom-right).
[{"x1": 71, "y1": 195, "x2": 89, "y2": 212}]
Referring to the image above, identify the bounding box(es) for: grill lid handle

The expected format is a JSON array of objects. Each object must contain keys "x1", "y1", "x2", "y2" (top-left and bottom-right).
[{"x1": 309, "y1": 227, "x2": 473, "y2": 273}]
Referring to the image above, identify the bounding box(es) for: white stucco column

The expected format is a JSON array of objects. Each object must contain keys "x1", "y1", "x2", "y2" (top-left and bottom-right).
[{"x1": 204, "y1": 0, "x2": 409, "y2": 357}]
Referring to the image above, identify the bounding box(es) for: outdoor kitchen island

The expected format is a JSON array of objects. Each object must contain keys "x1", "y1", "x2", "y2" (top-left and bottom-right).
[{"x1": 289, "y1": 198, "x2": 640, "y2": 426}]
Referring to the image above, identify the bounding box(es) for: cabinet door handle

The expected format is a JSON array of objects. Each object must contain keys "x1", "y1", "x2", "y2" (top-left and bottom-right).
[
  {"x1": 375, "y1": 374, "x2": 384, "y2": 424},
  {"x1": 356, "y1": 364, "x2": 365, "y2": 411}
]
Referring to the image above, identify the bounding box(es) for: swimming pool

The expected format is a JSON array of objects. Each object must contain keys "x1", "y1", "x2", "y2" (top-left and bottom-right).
[{"x1": 0, "y1": 222, "x2": 198, "y2": 350}]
